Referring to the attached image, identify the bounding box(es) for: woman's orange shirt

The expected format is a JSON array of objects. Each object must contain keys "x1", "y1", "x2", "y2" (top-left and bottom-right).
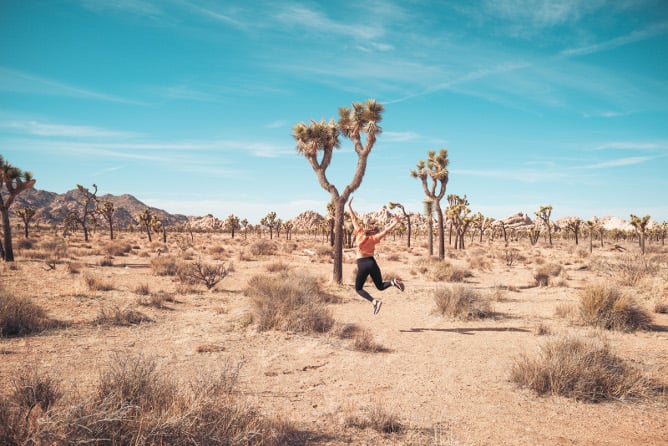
[{"x1": 353, "y1": 227, "x2": 382, "y2": 258}]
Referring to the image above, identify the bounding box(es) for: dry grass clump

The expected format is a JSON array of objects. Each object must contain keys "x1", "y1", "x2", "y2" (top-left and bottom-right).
[
  {"x1": 591, "y1": 254, "x2": 658, "y2": 286},
  {"x1": 265, "y1": 260, "x2": 291, "y2": 273},
  {"x1": 419, "y1": 259, "x2": 472, "y2": 282},
  {"x1": 104, "y1": 241, "x2": 132, "y2": 257},
  {"x1": 0, "y1": 355, "x2": 308, "y2": 445},
  {"x1": 83, "y1": 273, "x2": 114, "y2": 291},
  {"x1": 150, "y1": 255, "x2": 180, "y2": 276},
  {"x1": 578, "y1": 284, "x2": 652, "y2": 332},
  {"x1": 93, "y1": 306, "x2": 153, "y2": 326},
  {"x1": 433, "y1": 285, "x2": 493, "y2": 320},
  {"x1": 0, "y1": 293, "x2": 59, "y2": 337},
  {"x1": 249, "y1": 239, "x2": 276, "y2": 256},
  {"x1": 533, "y1": 263, "x2": 564, "y2": 287},
  {"x1": 352, "y1": 329, "x2": 389, "y2": 353},
  {"x1": 344, "y1": 403, "x2": 404, "y2": 434},
  {"x1": 137, "y1": 292, "x2": 175, "y2": 309},
  {"x1": 511, "y1": 336, "x2": 657, "y2": 402},
  {"x1": 245, "y1": 272, "x2": 336, "y2": 334}
]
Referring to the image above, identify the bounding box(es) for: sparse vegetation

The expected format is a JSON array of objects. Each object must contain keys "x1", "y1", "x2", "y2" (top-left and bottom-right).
[
  {"x1": 578, "y1": 284, "x2": 653, "y2": 331},
  {"x1": 511, "y1": 336, "x2": 657, "y2": 402},
  {"x1": 93, "y1": 306, "x2": 153, "y2": 326},
  {"x1": 433, "y1": 285, "x2": 493, "y2": 319},
  {"x1": 0, "y1": 293, "x2": 58, "y2": 337},
  {"x1": 178, "y1": 260, "x2": 229, "y2": 290}
]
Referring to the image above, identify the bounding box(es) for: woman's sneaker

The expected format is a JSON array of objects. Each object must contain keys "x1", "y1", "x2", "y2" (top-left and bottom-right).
[
  {"x1": 373, "y1": 299, "x2": 383, "y2": 315},
  {"x1": 391, "y1": 278, "x2": 405, "y2": 292}
]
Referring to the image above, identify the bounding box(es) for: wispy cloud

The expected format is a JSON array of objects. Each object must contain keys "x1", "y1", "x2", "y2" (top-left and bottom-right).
[
  {"x1": 577, "y1": 156, "x2": 653, "y2": 169},
  {"x1": 0, "y1": 120, "x2": 140, "y2": 138},
  {"x1": 0, "y1": 67, "x2": 146, "y2": 105},
  {"x1": 561, "y1": 21, "x2": 668, "y2": 57},
  {"x1": 274, "y1": 5, "x2": 385, "y2": 41},
  {"x1": 593, "y1": 141, "x2": 668, "y2": 151}
]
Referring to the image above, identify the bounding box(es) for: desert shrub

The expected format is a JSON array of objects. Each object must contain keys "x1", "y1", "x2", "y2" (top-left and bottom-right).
[
  {"x1": 138, "y1": 292, "x2": 174, "y2": 309},
  {"x1": 177, "y1": 260, "x2": 229, "y2": 290},
  {"x1": 249, "y1": 240, "x2": 276, "y2": 256},
  {"x1": 533, "y1": 263, "x2": 563, "y2": 287},
  {"x1": 150, "y1": 255, "x2": 180, "y2": 276},
  {"x1": 433, "y1": 285, "x2": 492, "y2": 320},
  {"x1": 344, "y1": 404, "x2": 403, "y2": 434},
  {"x1": 93, "y1": 306, "x2": 153, "y2": 326},
  {"x1": 352, "y1": 329, "x2": 388, "y2": 353},
  {"x1": 421, "y1": 259, "x2": 472, "y2": 282},
  {"x1": 11, "y1": 368, "x2": 62, "y2": 413},
  {"x1": 134, "y1": 283, "x2": 150, "y2": 296},
  {"x1": 579, "y1": 284, "x2": 652, "y2": 331},
  {"x1": 265, "y1": 260, "x2": 291, "y2": 273},
  {"x1": 16, "y1": 238, "x2": 35, "y2": 250},
  {"x1": 245, "y1": 272, "x2": 336, "y2": 334},
  {"x1": 104, "y1": 241, "x2": 132, "y2": 257},
  {"x1": 591, "y1": 254, "x2": 658, "y2": 286},
  {"x1": 98, "y1": 255, "x2": 114, "y2": 267},
  {"x1": 511, "y1": 336, "x2": 656, "y2": 402},
  {"x1": 0, "y1": 293, "x2": 58, "y2": 337},
  {"x1": 66, "y1": 262, "x2": 82, "y2": 274},
  {"x1": 83, "y1": 274, "x2": 114, "y2": 291}
]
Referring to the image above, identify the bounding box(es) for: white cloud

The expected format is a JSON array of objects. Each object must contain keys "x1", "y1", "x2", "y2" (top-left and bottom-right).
[
  {"x1": 561, "y1": 22, "x2": 668, "y2": 57},
  {"x1": 577, "y1": 156, "x2": 652, "y2": 169},
  {"x1": 0, "y1": 120, "x2": 140, "y2": 138}
]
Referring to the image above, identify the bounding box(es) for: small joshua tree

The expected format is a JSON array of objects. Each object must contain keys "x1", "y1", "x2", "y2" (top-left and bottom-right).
[
  {"x1": 138, "y1": 208, "x2": 158, "y2": 242},
  {"x1": 534, "y1": 205, "x2": 553, "y2": 246},
  {"x1": 225, "y1": 214, "x2": 240, "y2": 239},
  {"x1": 446, "y1": 195, "x2": 472, "y2": 250},
  {"x1": 15, "y1": 207, "x2": 36, "y2": 238},
  {"x1": 389, "y1": 201, "x2": 411, "y2": 248},
  {"x1": 411, "y1": 149, "x2": 449, "y2": 259},
  {"x1": 65, "y1": 184, "x2": 98, "y2": 242},
  {"x1": 564, "y1": 217, "x2": 582, "y2": 246},
  {"x1": 293, "y1": 99, "x2": 384, "y2": 284},
  {"x1": 261, "y1": 211, "x2": 278, "y2": 240},
  {"x1": 630, "y1": 214, "x2": 651, "y2": 255},
  {"x1": 97, "y1": 201, "x2": 116, "y2": 240},
  {"x1": 0, "y1": 156, "x2": 36, "y2": 261}
]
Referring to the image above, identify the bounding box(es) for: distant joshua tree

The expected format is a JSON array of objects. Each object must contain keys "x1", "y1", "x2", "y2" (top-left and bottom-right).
[
  {"x1": 446, "y1": 194, "x2": 472, "y2": 250},
  {"x1": 630, "y1": 214, "x2": 651, "y2": 255},
  {"x1": 389, "y1": 201, "x2": 412, "y2": 248},
  {"x1": 0, "y1": 156, "x2": 36, "y2": 261},
  {"x1": 97, "y1": 201, "x2": 116, "y2": 240},
  {"x1": 138, "y1": 208, "x2": 158, "y2": 242},
  {"x1": 65, "y1": 184, "x2": 98, "y2": 242},
  {"x1": 240, "y1": 218, "x2": 249, "y2": 240},
  {"x1": 564, "y1": 217, "x2": 582, "y2": 246},
  {"x1": 534, "y1": 205, "x2": 553, "y2": 246},
  {"x1": 424, "y1": 199, "x2": 434, "y2": 256},
  {"x1": 15, "y1": 207, "x2": 36, "y2": 238},
  {"x1": 261, "y1": 211, "x2": 278, "y2": 239},
  {"x1": 283, "y1": 221, "x2": 293, "y2": 240},
  {"x1": 225, "y1": 214, "x2": 240, "y2": 239},
  {"x1": 293, "y1": 99, "x2": 384, "y2": 284},
  {"x1": 411, "y1": 149, "x2": 449, "y2": 259}
]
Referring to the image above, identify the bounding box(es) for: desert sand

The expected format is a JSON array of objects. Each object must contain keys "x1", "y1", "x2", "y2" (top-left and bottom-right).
[{"x1": 1, "y1": 229, "x2": 667, "y2": 445}]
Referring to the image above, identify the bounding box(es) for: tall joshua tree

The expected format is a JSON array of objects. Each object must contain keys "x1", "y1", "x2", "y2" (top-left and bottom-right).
[
  {"x1": 0, "y1": 156, "x2": 36, "y2": 261},
  {"x1": 411, "y1": 149, "x2": 449, "y2": 259},
  {"x1": 15, "y1": 207, "x2": 36, "y2": 238},
  {"x1": 293, "y1": 99, "x2": 384, "y2": 284},
  {"x1": 389, "y1": 201, "x2": 411, "y2": 248},
  {"x1": 564, "y1": 217, "x2": 582, "y2": 246},
  {"x1": 225, "y1": 214, "x2": 240, "y2": 239},
  {"x1": 138, "y1": 208, "x2": 157, "y2": 242}
]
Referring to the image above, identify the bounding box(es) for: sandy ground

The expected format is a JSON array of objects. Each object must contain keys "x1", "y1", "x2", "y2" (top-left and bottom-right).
[{"x1": 1, "y1": 230, "x2": 667, "y2": 445}]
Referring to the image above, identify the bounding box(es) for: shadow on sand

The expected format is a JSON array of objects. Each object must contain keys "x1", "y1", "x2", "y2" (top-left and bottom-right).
[{"x1": 399, "y1": 326, "x2": 531, "y2": 335}]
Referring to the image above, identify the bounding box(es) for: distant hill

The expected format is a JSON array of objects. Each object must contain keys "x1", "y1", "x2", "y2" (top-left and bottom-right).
[{"x1": 14, "y1": 188, "x2": 188, "y2": 228}]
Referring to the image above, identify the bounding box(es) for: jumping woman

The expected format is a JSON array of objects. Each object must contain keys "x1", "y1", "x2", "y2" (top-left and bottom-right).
[{"x1": 348, "y1": 197, "x2": 405, "y2": 315}]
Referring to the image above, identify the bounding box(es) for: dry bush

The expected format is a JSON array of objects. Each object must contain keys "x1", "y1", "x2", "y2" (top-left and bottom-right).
[
  {"x1": 98, "y1": 255, "x2": 114, "y2": 267},
  {"x1": 245, "y1": 272, "x2": 336, "y2": 334},
  {"x1": 433, "y1": 285, "x2": 493, "y2": 320},
  {"x1": 16, "y1": 238, "x2": 35, "y2": 250},
  {"x1": 83, "y1": 274, "x2": 114, "y2": 291},
  {"x1": 511, "y1": 336, "x2": 657, "y2": 402},
  {"x1": 265, "y1": 261, "x2": 291, "y2": 273},
  {"x1": 137, "y1": 292, "x2": 175, "y2": 309},
  {"x1": 352, "y1": 329, "x2": 389, "y2": 353},
  {"x1": 555, "y1": 302, "x2": 578, "y2": 321},
  {"x1": 591, "y1": 254, "x2": 658, "y2": 287},
  {"x1": 104, "y1": 241, "x2": 132, "y2": 257},
  {"x1": 468, "y1": 254, "x2": 491, "y2": 271},
  {"x1": 419, "y1": 259, "x2": 472, "y2": 282},
  {"x1": 249, "y1": 239, "x2": 276, "y2": 256},
  {"x1": 533, "y1": 263, "x2": 564, "y2": 287},
  {"x1": 534, "y1": 322, "x2": 551, "y2": 336},
  {"x1": 385, "y1": 253, "x2": 402, "y2": 262},
  {"x1": 66, "y1": 262, "x2": 82, "y2": 274},
  {"x1": 344, "y1": 403, "x2": 403, "y2": 434},
  {"x1": 0, "y1": 293, "x2": 59, "y2": 337},
  {"x1": 177, "y1": 260, "x2": 229, "y2": 290},
  {"x1": 93, "y1": 306, "x2": 153, "y2": 326},
  {"x1": 134, "y1": 283, "x2": 150, "y2": 296},
  {"x1": 579, "y1": 284, "x2": 652, "y2": 332},
  {"x1": 150, "y1": 255, "x2": 180, "y2": 276}
]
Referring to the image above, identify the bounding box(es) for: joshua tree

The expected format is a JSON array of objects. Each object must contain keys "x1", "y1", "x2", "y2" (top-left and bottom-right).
[
  {"x1": 15, "y1": 207, "x2": 36, "y2": 238},
  {"x1": 446, "y1": 194, "x2": 471, "y2": 250},
  {"x1": 411, "y1": 149, "x2": 449, "y2": 259},
  {"x1": 65, "y1": 184, "x2": 98, "y2": 242},
  {"x1": 138, "y1": 208, "x2": 158, "y2": 242},
  {"x1": 261, "y1": 211, "x2": 278, "y2": 239},
  {"x1": 630, "y1": 214, "x2": 651, "y2": 255},
  {"x1": 293, "y1": 99, "x2": 384, "y2": 284},
  {"x1": 564, "y1": 217, "x2": 582, "y2": 246},
  {"x1": 225, "y1": 214, "x2": 240, "y2": 239},
  {"x1": 0, "y1": 156, "x2": 36, "y2": 261},
  {"x1": 389, "y1": 201, "x2": 412, "y2": 248},
  {"x1": 283, "y1": 221, "x2": 293, "y2": 240},
  {"x1": 240, "y1": 218, "x2": 249, "y2": 240},
  {"x1": 97, "y1": 201, "x2": 116, "y2": 240},
  {"x1": 424, "y1": 199, "x2": 434, "y2": 256},
  {"x1": 534, "y1": 205, "x2": 553, "y2": 245}
]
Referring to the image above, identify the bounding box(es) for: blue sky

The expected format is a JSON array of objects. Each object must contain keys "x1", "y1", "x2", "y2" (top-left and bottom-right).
[{"x1": 1, "y1": 0, "x2": 667, "y2": 224}]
